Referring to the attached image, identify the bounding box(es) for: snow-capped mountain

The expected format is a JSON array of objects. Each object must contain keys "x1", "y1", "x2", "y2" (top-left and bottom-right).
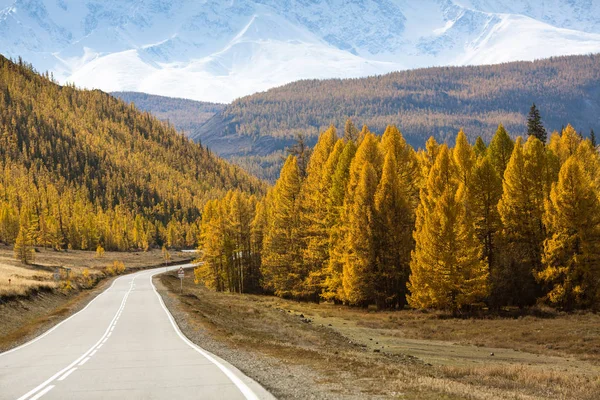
[{"x1": 1, "y1": 0, "x2": 600, "y2": 103}]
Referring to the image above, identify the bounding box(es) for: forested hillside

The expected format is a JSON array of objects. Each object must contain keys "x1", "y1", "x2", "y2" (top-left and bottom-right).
[
  {"x1": 196, "y1": 122, "x2": 600, "y2": 311},
  {"x1": 0, "y1": 56, "x2": 264, "y2": 255},
  {"x1": 193, "y1": 54, "x2": 600, "y2": 180},
  {"x1": 111, "y1": 92, "x2": 225, "y2": 136}
]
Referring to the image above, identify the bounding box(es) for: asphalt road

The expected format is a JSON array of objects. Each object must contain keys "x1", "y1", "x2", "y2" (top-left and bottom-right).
[{"x1": 0, "y1": 265, "x2": 273, "y2": 400}]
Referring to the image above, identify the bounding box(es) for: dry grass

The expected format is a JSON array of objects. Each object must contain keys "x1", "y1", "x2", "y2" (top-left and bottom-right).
[
  {"x1": 0, "y1": 245, "x2": 194, "y2": 352},
  {"x1": 0, "y1": 244, "x2": 191, "y2": 298},
  {"x1": 159, "y1": 273, "x2": 600, "y2": 400}
]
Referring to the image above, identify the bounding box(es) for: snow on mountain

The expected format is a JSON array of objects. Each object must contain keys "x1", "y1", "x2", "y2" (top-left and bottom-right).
[{"x1": 1, "y1": 0, "x2": 600, "y2": 103}]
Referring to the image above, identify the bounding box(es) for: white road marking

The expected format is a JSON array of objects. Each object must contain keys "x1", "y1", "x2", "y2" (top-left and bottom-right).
[
  {"x1": 90, "y1": 350, "x2": 97, "y2": 357},
  {"x1": 57, "y1": 368, "x2": 77, "y2": 381},
  {"x1": 78, "y1": 357, "x2": 91, "y2": 366},
  {"x1": 0, "y1": 276, "x2": 123, "y2": 358},
  {"x1": 149, "y1": 270, "x2": 259, "y2": 400},
  {"x1": 96, "y1": 344, "x2": 103, "y2": 349},
  {"x1": 28, "y1": 385, "x2": 54, "y2": 400},
  {"x1": 15, "y1": 278, "x2": 136, "y2": 400}
]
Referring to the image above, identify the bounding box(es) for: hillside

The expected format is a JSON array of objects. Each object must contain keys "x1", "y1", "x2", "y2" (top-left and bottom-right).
[
  {"x1": 191, "y1": 54, "x2": 600, "y2": 179},
  {"x1": 111, "y1": 92, "x2": 225, "y2": 137},
  {"x1": 2, "y1": 1, "x2": 600, "y2": 102},
  {"x1": 0, "y1": 55, "x2": 264, "y2": 252}
]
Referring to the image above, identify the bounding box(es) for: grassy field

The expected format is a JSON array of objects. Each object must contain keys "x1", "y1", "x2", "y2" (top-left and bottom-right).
[
  {"x1": 158, "y1": 272, "x2": 600, "y2": 399},
  {"x1": 0, "y1": 244, "x2": 191, "y2": 298}
]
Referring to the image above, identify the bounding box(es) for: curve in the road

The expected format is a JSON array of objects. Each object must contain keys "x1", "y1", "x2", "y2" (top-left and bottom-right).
[{"x1": 0, "y1": 265, "x2": 272, "y2": 400}]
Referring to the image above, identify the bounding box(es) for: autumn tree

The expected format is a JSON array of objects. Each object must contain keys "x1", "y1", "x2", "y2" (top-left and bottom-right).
[
  {"x1": 473, "y1": 136, "x2": 487, "y2": 158},
  {"x1": 488, "y1": 124, "x2": 514, "y2": 177},
  {"x1": 298, "y1": 127, "x2": 337, "y2": 298},
  {"x1": 539, "y1": 156, "x2": 600, "y2": 309},
  {"x1": 342, "y1": 163, "x2": 378, "y2": 305},
  {"x1": 261, "y1": 156, "x2": 303, "y2": 298},
  {"x1": 373, "y1": 152, "x2": 413, "y2": 308},
  {"x1": 408, "y1": 145, "x2": 488, "y2": 311},
  {"x1": 323, "y1": 140, "x2": 357, "y2": 302}
]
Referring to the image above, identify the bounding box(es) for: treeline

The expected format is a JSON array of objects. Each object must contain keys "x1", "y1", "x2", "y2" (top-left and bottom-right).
[
  {"x1": 217, "y1": 54, "x2": 600, "y2": 145},
  {"x1": 0, "y1": 55, "x2": 264, "y2": 255},
  {"x1": 112, "y1": 91, "x2": 225, "y2": 136},
  {"x1": 193, "y1": 54, "x2": 600, "y2": 182},
  {"x1": 197, "y1": 120, "x2": 600, "y2": 311}
]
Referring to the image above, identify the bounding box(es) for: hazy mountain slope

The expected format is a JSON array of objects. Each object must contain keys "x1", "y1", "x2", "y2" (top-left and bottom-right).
[
  {"x1": 190, "y1": 54, "x2": 600, "y2": 180},
  {"x1": 111, "y1": 92, "x2": 225, "y2": 136},
  {"x1": 1, "y1": 0, "x2": 599, "y2": 102}
]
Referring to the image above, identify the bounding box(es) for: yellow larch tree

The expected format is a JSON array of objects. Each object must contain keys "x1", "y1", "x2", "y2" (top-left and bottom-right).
[
  {"x1": 408, "y1": 145, "x2": 488, "y2": 310},
  {"x1": 540, "y1": 156, "x2": 600, "y2": 309},
  {"x1": 261, "y1": 155, "x2": 303, "y2": 298}
]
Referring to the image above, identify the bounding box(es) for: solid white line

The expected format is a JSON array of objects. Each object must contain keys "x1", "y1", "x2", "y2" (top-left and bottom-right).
[
  {"x1": 78, "y1": 357, "x2": 91, "y2": 366},
  {"x1": 57, "y1": 368, "x2": 77, "y2": 381},
  {"x1": 28, "y1": 385, "x2": 54, "y2": 400},
  {"x1": 0, "y1": 276, "x2": 123, "y2": 358},
  {"x1": 15, "y1": 276, "x2": 137, "y2": 400},
  {"x1": 149, "y1": 270, "x2": 259, "y2": 400}
]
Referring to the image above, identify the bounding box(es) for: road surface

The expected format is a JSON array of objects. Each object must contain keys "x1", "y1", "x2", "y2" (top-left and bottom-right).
[{"x1": 0, "y1": 265, "x2": 273, "y2": 400}]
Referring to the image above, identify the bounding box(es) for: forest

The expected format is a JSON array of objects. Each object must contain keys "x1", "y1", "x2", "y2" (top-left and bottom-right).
[
  {"x1": 193, "y1": 54, "x2": 600, "y2": 181},
  {"x1": 0, "y1": 56, "x2": 264, "y2": 257},
  {"x1": 196, "y1": 114, "x2": 600, "y2": 311}
]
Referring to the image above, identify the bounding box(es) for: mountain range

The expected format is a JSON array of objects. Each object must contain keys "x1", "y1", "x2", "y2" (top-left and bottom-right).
[{"x1": 2, "y1": 0, "x2": 600, "y2": 103}]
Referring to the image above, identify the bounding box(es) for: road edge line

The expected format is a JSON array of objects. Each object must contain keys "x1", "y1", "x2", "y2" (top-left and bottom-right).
[{"x1": 150, "y1": 268, "x2": 272, "y2": 400}]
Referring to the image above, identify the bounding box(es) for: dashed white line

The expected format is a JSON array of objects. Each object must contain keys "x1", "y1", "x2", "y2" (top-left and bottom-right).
[
  {"x1": 28, "y1": 385, "x2": 54, "y2": 400},
  {"x1": 16, "y1": 278, "x2": 136, "y2": 400},
  {"x1": 90, "y1": 350, "x2": 97, "y2": 357},
  {"x1": 57, "y1": 368, "x2": 77, "y2": 381},
  {"x1": 78, "y1": 357, "x2": 91, "y2": 366}
]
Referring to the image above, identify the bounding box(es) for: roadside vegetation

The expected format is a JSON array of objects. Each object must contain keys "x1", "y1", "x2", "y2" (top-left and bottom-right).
[
  {"x1": 0, "y1": 245, "x2": 191, "y2": 352},
  {"x1": 197, "y1": 110, "x2": 600, "y2": 313},
  {"x1": 159, "y1": 272, "x2": 600, "y2": 399}
]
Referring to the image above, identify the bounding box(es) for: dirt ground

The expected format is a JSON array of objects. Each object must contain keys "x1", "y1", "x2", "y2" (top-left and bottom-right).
[
  {"x1": 0, "y1": 245, "x2": 193, "y2": 352},
  {"x1": 156, "y1": 272, "x2": 600, "y2": 400}
]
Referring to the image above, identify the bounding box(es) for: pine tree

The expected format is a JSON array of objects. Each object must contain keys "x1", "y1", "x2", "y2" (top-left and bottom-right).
[
  {"x1": 373, "y1": 152, "x2": 413, "y2": 308},
  {"x1": 495, "y1": 137, "x2": 546, "y2": 306},
  {"x1": 488, "y1": 124, "x2": 514, "y2": 177},
  {"x1": 14, "y1": 207, "x2": 35, "y2": 264},
  {"x1": 453, "y1": 129, "x2": 476, "y2": 187},
  {"x1": 380, "y1": 125, "x2": 421, "y2": 209},
  {"x1": 344, "y1": 118, "x2": 359, "y2": 142},
  {"x1": 262, "y1": 155, "x2": 303, "y2": 298},
  {"x1": 323, "y1": 140, "x2": 357, "y2": 302},
  {"x1": 527, "y1": 103, "x2": 547, "y2": 143},
  {"x1": 540, "y1": 156, "x2": 600, "y2": 309},
  {"x1": 408, "y1": 145, "x2": 488, "y2": 310},
  {"x1": 287, "y1": 133, "x2": 312, "y2": 179},
  {"x1": 473, "y1": 136, "x2": 487, "y2": 158},
  {"x1": 299, "y1": 127, "x2": 337, "y2": 298},
  {"x1": 470, "y1": 156, "x2": 503, "y2": 266},
  {"x1": 590, "y1": 129, "x2": 597, "y2": 148},
  {"x1": 342, "y1": 162, "x2": 378, "y2": 305}
]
